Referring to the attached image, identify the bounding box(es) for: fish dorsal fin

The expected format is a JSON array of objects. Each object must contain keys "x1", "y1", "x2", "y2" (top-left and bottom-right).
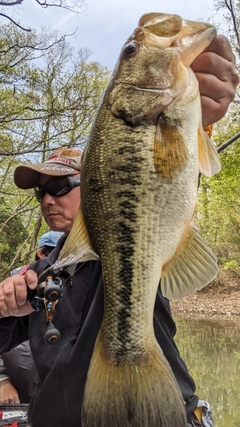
[
  {"x1": 54, "y1": 208, "x2": 99, "y2": 269},
  {"x1": 154, "y1": 117, "x2": 189, "y2": 179},
  {"x1": 161, "y1": 225, "x2": 218, "y2": 300},
  {"x1": 198, "y1": 126, "x2": 221, "y2": 176}
]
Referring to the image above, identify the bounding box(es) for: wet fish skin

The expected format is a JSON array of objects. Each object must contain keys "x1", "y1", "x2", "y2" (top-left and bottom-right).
[{"x1": 56, "y1": 12, "x2": 220, "y2": 427}]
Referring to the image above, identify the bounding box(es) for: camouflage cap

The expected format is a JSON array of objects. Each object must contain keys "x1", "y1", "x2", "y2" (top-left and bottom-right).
[{"x1": 14, "y1": 147, "x2": 82, "y2": 189}]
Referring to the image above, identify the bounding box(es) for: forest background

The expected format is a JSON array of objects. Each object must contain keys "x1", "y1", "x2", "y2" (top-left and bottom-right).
[{"x1": 0, "y1": 0, "x2": 239, "y2": 286}]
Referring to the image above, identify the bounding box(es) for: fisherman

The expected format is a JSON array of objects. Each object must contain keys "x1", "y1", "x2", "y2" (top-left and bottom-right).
[
  {"x1": 0, "y1": 35, "x2": 238, "y2": 427},
  {"x1": 0, "y1": 231, "x2": 63, "y2": 404}
]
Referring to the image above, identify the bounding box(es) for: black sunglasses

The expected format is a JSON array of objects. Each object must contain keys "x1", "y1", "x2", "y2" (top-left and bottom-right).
[{"x1": 34, "y1": 176, "x2": 80, "y2": 203}]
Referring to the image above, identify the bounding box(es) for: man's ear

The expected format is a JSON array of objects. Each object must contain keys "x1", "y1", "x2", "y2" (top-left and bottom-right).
[{"x1": 36, "y1": 248, "x2": 45, "y2": 259}]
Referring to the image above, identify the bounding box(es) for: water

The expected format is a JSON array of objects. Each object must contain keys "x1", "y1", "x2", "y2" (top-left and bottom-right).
[{"x1": 175, "y1": 317, "x2": 240, "y2": 427}]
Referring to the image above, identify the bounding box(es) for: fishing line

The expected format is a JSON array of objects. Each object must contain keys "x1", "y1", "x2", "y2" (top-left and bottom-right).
[{"x1": 37, "y1": 261, "x2": 87, "y2": 289}]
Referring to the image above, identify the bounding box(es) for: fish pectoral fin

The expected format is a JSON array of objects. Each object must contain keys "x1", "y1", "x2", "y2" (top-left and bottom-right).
[
  {"x1": 154, "y1": 117, "x2": 189, "y2": 179},
  {"x1": 161, "y1": 225, "x2": 218, "y2": 300},
  {"x1": 54, "y1": 209, "x2": 99, "y2": 269},
  {"x1": 198, "y1": 126, "x2": 221, "y2": 176}
]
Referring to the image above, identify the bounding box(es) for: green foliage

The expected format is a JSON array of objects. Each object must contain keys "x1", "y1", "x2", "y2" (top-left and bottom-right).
[
  {"x1": 0, "y1": 25, "x2": 110, "y2": 157},
  {"x1": 0, "y1": 197, "x2": 28, "y2": 275},
  {"x1": 195, "y1": 0, "x2": 240, "y2": 278},
  {"x1": 196, "y1": 122, "x2": 240, "y2": 275},
  {"x1": 0, "y1": 23, "x2": 110, "y2": 274}
]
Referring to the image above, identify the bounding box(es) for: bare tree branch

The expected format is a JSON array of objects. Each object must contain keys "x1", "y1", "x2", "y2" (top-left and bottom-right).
[
  {"x1": 224, "y1": 0, "x2": 240, "y2": 50},
  {"x1": 35, "y1": 0, "x2": 85, "y2": 12},
  {"x1": 0, "y1": 1, "x2": 24, "y2": 5},
  {"x1": 0, "y1": 0, "x2": 87, "y2": 31},
  {"x1": 0, "y1": 12, "x2": 31, "y2": 31}
]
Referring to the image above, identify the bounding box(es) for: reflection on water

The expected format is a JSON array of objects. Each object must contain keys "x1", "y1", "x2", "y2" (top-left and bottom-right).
[{"x1": 175, "y1": 317, "x2": 240, "y2": 427}]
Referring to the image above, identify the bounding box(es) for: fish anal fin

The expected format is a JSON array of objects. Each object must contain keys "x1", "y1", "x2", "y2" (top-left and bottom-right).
[
  {"x1": 198, "y1": 126, "x2": 221, "y2": 177},
  {"x1": 154, "y1": 117, "x2": 189, "y2": 179},
  {"x1": 161, "y1": 225, "x2": 218, "y2": 300},
  {"x1": 82, "y1": 336, "x2": 187, "y2": 427},
  {"x1": 55, "y1": 208, "x2": 99, "y2": 268}
]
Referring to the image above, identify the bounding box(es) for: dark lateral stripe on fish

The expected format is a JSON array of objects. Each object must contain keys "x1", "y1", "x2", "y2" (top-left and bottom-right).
[
  {"x1": 108, "y1": 147, "x2": 144, "y2": 360},
  {"x1": 119, "y1": 209, "x2": 137, "y2": 221},
  {"x1": 115, "y1": 164, "x2": 142, "y2": 173},
  {"x1": 116, "y1": 190, "x2": 138, "y2": 201},
  {"x1": 114, "y1": 181, "x2": 139, "y2": 360},
  {"x1": 118, "y1": 177, "x2": 140, "y2": 186},
  {"x1": 114, "y1": 161, "x2": 143, "y2": 186},
  {"x1": 115, "y1": 220, "x2": 135, "y2": 359},
  {"x1": 118, "y1": 145, "x2": 138, "y2": 155}
]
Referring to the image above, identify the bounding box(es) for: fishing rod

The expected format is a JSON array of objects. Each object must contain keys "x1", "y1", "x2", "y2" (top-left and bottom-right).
[{"x1": 217, "y1": 131, "x2": 240, "y2": 154}]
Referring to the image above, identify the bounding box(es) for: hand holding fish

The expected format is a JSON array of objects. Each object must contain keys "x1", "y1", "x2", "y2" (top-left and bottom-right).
[
  {"x1": 0, "y1": 271, "x2": 37, "y2": 317},
  {"x1": 191, "y1": 34, "x2": 239, "y2": 127}
]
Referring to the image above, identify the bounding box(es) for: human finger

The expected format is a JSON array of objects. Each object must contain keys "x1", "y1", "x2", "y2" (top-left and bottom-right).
[
  {"x1": 0, "y1": 273, "x2": 37, "y2": 316},
  {"x1": 202, "y1": 35, "x2": 235, "y2": 63},
  {"x1": 191, "y1": 35, "x2": 239, "y2": 127},
  {"x1": 15, "y1": 269, "x2": 38, "y2": 306},
  {"x1": 196, "y1": 71, "x2": 237, "y2": 126},
  {"x1": 0, "y1": 278, "x2": 18, "y2": 316}
]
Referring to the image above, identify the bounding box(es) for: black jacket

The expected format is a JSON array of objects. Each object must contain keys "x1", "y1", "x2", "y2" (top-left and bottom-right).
[{"x1": 0, "y1": 236, "x2": 198, "y2": 426}]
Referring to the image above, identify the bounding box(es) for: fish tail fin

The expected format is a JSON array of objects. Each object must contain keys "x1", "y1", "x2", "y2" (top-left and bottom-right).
[
  {"x1": 82, "y1": 337, "x2": 187, "y2": 427},
  {"x1": 161, "y1": 225, "x2": 218, "y2": 299},
  {"x1": 55, "y1": 208, "x2": 99, "y2": 268}
]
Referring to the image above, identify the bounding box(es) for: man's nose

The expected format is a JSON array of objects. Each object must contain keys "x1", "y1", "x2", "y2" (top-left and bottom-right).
[{"x1": 41, "y1": 192, "x2": 56, "y2": 205}]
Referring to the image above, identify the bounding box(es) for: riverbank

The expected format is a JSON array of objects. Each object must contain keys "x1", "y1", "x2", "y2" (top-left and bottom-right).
[{"x1": 170, "y1": 273, "x2": 240, "y2": 322}]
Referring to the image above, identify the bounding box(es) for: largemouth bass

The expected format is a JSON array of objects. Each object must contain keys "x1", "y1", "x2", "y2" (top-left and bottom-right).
[{"x1": 55, "y1": 12, "x2": 220, "y2": 427}]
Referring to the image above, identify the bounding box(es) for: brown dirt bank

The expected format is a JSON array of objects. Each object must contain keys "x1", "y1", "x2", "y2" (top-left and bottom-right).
[{"x1": 170, "y1": 273, "x2": 240, "y2": 323}]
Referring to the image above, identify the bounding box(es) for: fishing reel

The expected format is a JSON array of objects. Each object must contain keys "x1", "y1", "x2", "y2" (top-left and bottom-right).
[{"x1": 29, "y1": 271, "x2": 63, "y2": 345}]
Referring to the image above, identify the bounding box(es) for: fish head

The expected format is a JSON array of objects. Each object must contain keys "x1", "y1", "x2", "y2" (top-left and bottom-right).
[{"x1": 110, "y1": 12, "x2": 216, "y2": 125}]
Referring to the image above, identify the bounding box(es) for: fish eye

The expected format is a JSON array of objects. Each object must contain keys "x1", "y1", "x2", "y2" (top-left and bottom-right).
[{"x1": 123, "y1": 42, "x2": 138, "y2": 57}]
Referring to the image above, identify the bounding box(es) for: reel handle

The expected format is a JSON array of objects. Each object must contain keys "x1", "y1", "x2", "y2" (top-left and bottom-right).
[{"x1": 44, "y1": 321, "x2": 61, "y2": 345}]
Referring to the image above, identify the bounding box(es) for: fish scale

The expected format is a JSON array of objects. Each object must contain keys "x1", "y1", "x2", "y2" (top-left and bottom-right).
[{"x1": 55, "y1": 12, "x2": 221, "y2": 426}]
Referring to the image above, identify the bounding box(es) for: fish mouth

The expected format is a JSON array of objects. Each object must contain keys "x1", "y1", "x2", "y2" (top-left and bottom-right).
[
  {"x1": 133, "y1": 12, "x2": 216, "y2": 66},
  {"x1": 137, "y1": 12, "x2": 214, "y2": 46}
]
